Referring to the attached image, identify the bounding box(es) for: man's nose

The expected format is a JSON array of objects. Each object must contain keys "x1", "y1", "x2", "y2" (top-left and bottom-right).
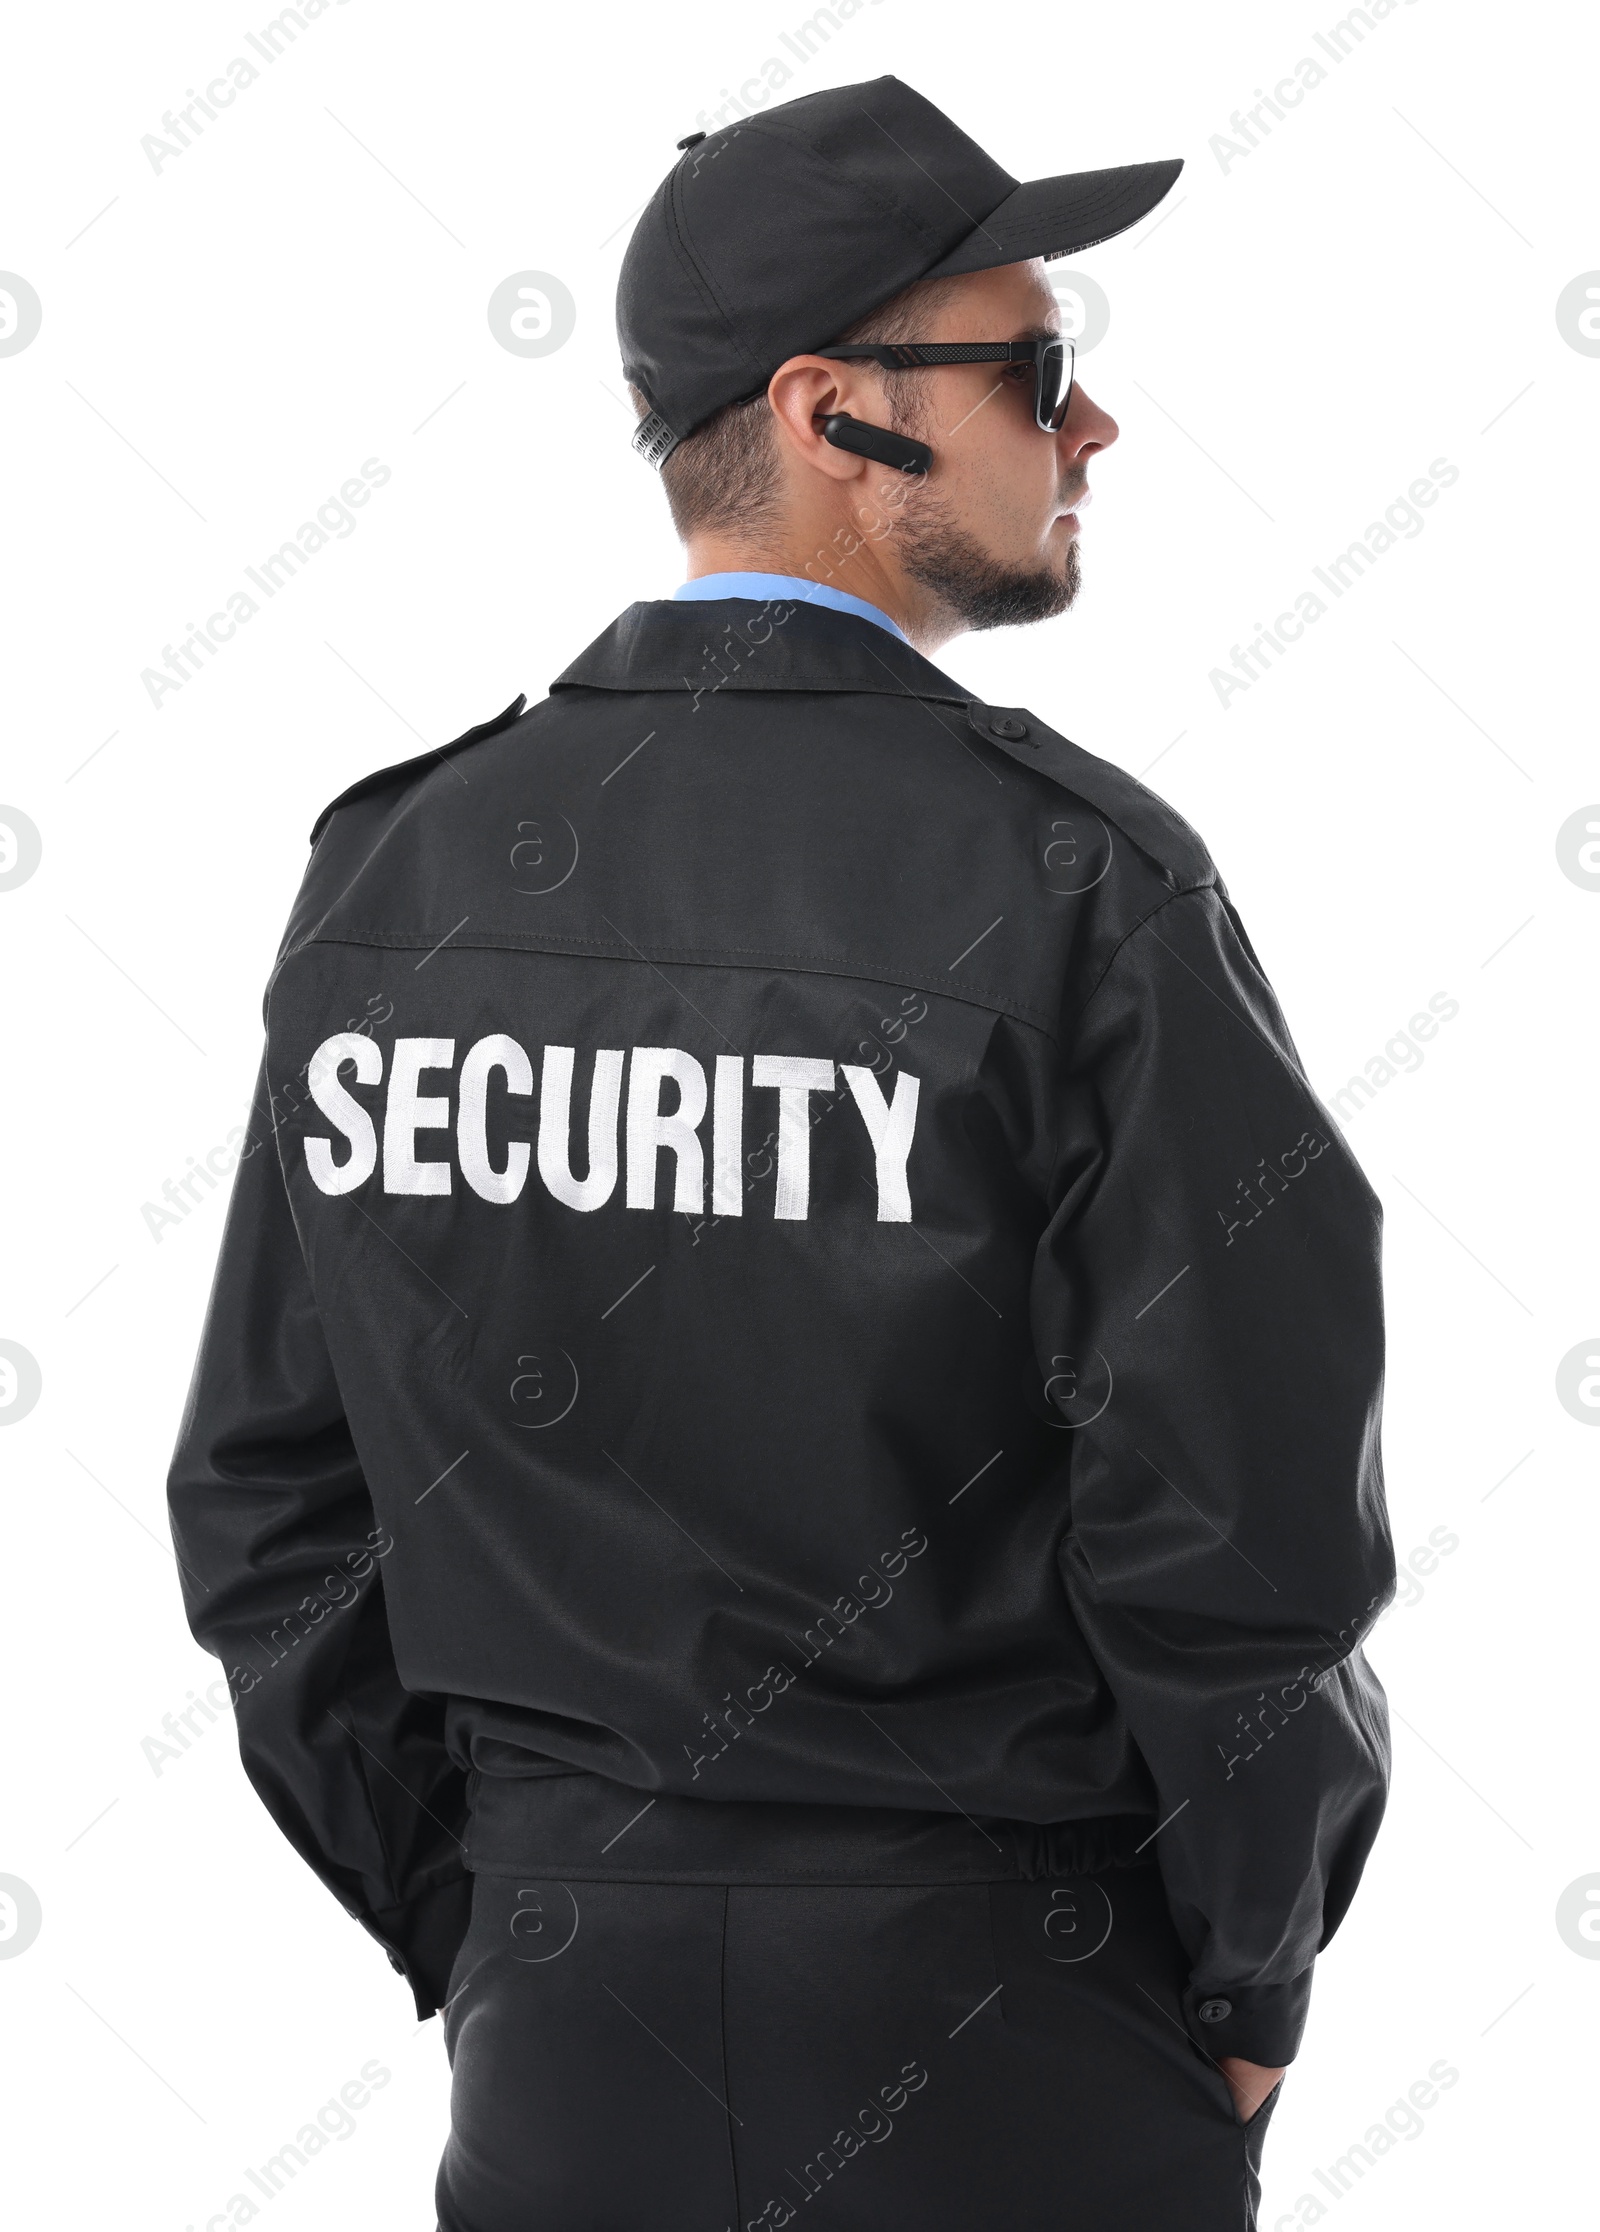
[{"x1": 1058, "y1": 381, "x2": 1119, "y2": 461}]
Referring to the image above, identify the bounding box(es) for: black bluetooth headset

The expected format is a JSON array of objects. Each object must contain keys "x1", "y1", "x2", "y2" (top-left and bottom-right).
[{"x1": 819, "y1": 413, "x2": 932, "y2": 477}]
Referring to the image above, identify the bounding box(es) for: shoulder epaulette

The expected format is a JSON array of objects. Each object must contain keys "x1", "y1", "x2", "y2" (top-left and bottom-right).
[
  {"x1": 966, "y1": 698, "x2": 1214, "y2": 890},
  {"x1": 308, "y1": 695, "x2": 529, "y2": 846}
]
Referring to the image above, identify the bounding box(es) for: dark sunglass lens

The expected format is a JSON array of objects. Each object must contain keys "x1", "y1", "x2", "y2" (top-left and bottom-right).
[{"x1": 1040, "y1": 340, "x2": 1074, "y2": 431}]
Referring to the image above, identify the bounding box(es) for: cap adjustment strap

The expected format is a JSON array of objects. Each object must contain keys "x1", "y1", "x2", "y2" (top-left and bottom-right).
[{"x1": 632, "y1": 410, "x2": 681, "y2": 470}]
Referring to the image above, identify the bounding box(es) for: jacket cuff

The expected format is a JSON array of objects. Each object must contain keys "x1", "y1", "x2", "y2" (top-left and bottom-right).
[
  {"x1": 368, "y1": 1872, "x2": 474, "y2": 2022},
  {"x1": 1183, "y1": 1968, "x2": 1313, "y2": 2066}
]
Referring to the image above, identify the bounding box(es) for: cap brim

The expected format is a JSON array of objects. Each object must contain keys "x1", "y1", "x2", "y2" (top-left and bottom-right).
[{"x1": 920, "y1": 158, "x2": 1183, "y2": 279}]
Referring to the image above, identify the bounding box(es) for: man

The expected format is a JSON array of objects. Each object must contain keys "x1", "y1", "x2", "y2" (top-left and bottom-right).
[{"x1": 169, "y1": 77, "x2": 1393, "y2": 2231}]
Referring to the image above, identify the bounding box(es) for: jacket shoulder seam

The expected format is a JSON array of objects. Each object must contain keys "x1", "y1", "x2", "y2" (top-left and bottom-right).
[
  {"x1": 1072, "y1": 887, "x2": 1213, "y2": 1025},
  {"x1": 968, "y1": 701, "x2": 1216, "y2": 889}
]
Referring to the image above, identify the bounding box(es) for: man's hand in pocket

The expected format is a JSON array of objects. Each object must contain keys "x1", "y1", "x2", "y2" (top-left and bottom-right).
[{"x1": 1219, "y1": 2057, "x2": 1286, "y2": 2124}]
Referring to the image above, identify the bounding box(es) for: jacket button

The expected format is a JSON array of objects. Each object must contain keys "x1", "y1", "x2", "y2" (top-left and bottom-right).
[
  {"x1": 989, "y1": 715, "x2": 1028, "y2": 741},
  {"x1": 1197, "y1": 1997, "x2": 1233, "y2": 2024}
]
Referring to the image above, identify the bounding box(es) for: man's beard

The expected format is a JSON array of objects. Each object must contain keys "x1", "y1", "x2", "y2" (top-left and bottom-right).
[{"x1": 896, "y1": 505, "x2": 1082, "y2": 632}]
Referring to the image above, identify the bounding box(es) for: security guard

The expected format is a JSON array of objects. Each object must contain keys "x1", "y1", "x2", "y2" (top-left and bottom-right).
[{"x1": 169, "y1": 78, "x2": 1394, "y2": 2231}]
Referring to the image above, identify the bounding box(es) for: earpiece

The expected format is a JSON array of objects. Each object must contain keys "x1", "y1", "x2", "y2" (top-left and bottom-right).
[{"x1": 820, "y1": 414, "x2": 932, "y2": 476}]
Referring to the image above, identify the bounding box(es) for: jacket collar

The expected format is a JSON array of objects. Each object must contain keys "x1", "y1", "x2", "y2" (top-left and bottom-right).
[{"x1": 551, "y1": 598, "x2": 971, "y2": 704}]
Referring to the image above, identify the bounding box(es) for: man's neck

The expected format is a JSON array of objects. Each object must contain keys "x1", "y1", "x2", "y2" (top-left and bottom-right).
[{"x1": 683, "y1": 533, "x2": 961, "y2": 654}]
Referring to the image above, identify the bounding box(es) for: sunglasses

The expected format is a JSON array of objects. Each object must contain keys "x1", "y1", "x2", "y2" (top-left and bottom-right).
[{"x1": 815, "y1": 337, "x2": 1077, "y2": 434}]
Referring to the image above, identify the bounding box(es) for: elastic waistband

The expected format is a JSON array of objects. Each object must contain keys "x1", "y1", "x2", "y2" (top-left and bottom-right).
[{"x1": 463, "y1": 1769, "x2": 1154, "y2": 1885}]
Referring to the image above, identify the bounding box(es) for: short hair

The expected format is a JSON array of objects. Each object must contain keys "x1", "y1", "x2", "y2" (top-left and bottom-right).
[{"x1": 632, "y1": 272, "x2": 963, "y2": 542}]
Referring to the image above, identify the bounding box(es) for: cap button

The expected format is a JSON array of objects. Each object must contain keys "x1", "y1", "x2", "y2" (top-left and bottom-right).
[
  {"x1": 676, "y1": 132, "x2": 707, "y2": 151},
  {"x1": 989, "y1": 715, "x2": 1028, "y2": 741},
  {"x1": 1197, "y1": 1997, "x2": 1233, "y2": 2024}
]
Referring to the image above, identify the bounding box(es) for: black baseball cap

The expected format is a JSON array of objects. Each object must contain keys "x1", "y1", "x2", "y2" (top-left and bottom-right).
[{"x1": 617, "y1": 75, "x2": 1181, "y2": 468}]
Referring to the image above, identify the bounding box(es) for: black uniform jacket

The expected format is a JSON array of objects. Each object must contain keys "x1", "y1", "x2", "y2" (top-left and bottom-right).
[{"x1": 168, "y1": 597, "x2": 1394, "y2": 2066}]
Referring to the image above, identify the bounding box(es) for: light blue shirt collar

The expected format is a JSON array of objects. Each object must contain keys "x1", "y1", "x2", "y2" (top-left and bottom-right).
[{"x1": 674, "y1": 571, "x2": 910, "y2": 646}]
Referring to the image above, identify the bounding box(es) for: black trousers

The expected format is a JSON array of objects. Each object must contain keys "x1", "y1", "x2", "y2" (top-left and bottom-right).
[{"x1": 435, "y1": 1862, "x2": 1281, "y2": 2230}]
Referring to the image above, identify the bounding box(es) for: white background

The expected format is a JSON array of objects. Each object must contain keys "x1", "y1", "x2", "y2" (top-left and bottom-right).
[{"x1": 2, "y1": 1, "x2": 1596, "y2": 2225}]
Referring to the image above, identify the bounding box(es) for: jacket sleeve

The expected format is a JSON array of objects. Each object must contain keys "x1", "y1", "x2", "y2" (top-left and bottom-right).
[
  {"x1": 1040, "y1": 885, "x2": 1394, "y2": 2068},
  {"x1": 166, "y1": 1061, "x2": 471, "y2": 2020}
]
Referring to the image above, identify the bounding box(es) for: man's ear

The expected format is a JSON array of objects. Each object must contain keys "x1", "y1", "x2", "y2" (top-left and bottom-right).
[{"x1": 766, "y1": 358, "x2": 872, "y2": 482}]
